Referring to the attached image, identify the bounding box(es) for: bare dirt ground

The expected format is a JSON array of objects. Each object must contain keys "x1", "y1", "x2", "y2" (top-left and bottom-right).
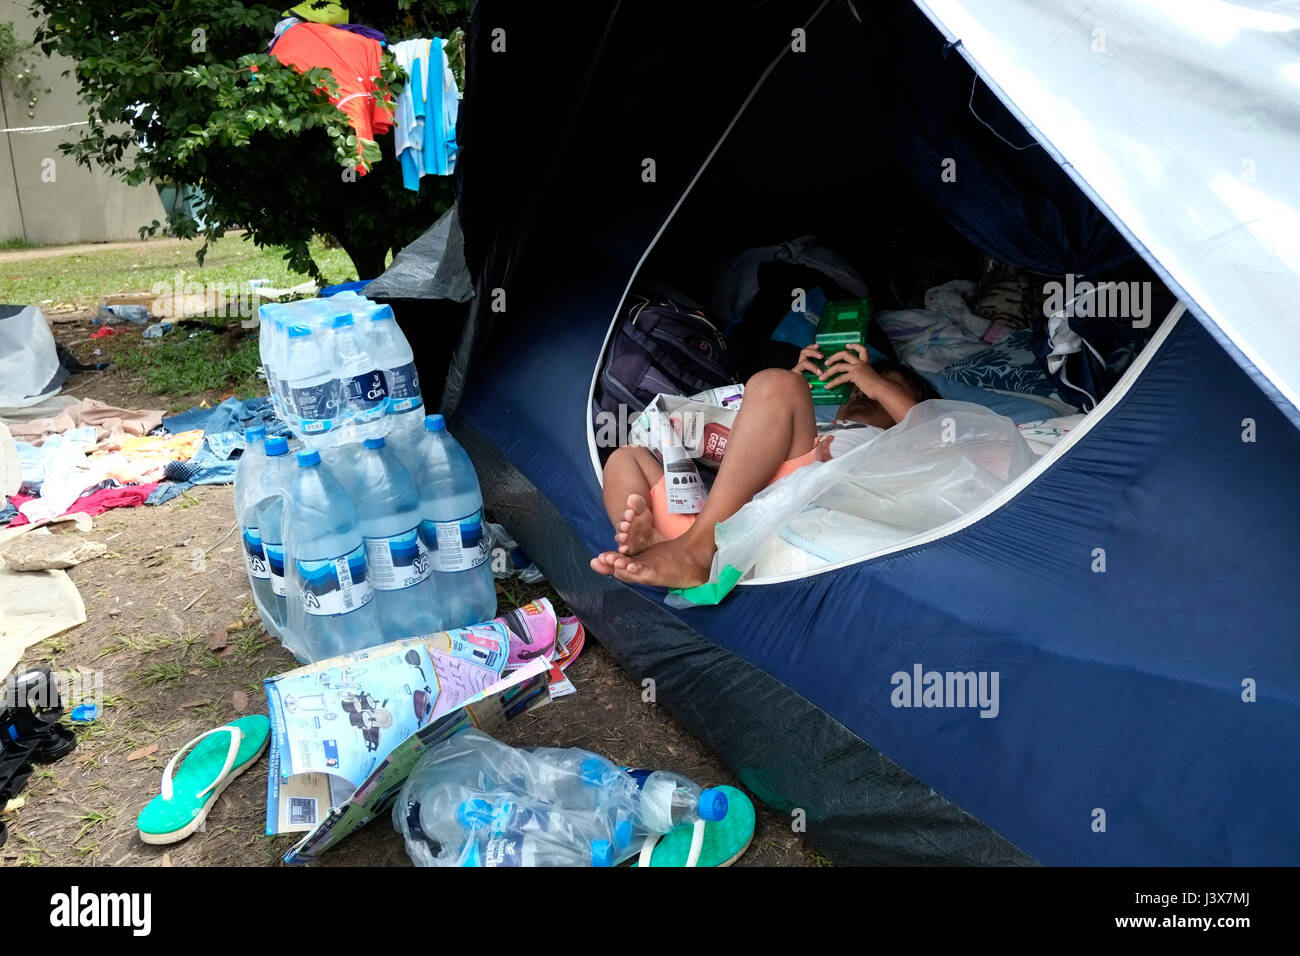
[{"x1": 1, "y1": 318, "x2": 815, "y2": 868}]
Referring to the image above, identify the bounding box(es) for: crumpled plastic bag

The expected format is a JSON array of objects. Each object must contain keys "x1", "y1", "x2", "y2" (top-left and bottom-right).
[
  {"x1": 485, "y1": 521, "x2": 544, "y2": 585},
  {"x1": 669, "y1": 401, "x2": 1036, "y2": 606}
]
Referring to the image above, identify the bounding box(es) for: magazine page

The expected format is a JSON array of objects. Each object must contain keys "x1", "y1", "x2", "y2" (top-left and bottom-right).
[
  {"x1": 265, "y1": 621, "x2": 512, "y2": 835},
  {"x1": 282, "y1": 657, "x2": 551, "y2": 862}
]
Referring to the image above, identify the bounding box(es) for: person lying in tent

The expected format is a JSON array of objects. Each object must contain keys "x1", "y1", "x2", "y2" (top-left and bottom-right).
[{"x1": 590, "y1": 345, "x2": 940, "y2": 588}]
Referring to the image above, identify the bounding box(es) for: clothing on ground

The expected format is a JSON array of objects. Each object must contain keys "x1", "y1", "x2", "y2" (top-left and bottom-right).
[
  {"x1": 7, "y1": 482, "x2": 160, "y2": 527},
  {"x1": 5, "y1": 398, "x2": 164, "y2": 450}
]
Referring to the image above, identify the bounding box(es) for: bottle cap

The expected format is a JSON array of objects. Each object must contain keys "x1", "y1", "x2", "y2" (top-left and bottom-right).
[
  {"x1": 457, "y1": 798, "x2": 494, "y2": 830},
  {"x1": 425, "y1": 414, "x2": 446, "y2": 432},
  {"x1": 590, "y1": 840, "x2": 615, "y2": 867},
  {"x1": 698, "y1": 787, "x2": 729, "y2": 822},
  {"x1": 245, "y1": 426, "x2": 267, "y2": 443},
  {"x1": 370, "y1": 304, "x2": 395, "y2": 322},
  {"x1": 264, "y1": 437, "x2": 289, "y2": 457},
  {"x1": 296, "y1": 449, "x2": 321, "y2": 467},
  {"x1": 286, "y1": 324, "x2": 312, "y2": 338},
  {"x1": 332, "y1": 314, "x2": 354, "y2": 328},
  {"x1": 363, "y1": 437, "x2": 385, "y2": 449}
]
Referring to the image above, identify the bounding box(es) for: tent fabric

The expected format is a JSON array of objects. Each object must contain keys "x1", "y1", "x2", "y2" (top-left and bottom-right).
[
  {"x1": 861, "y1": 2, "x2": 1137, "y2": 278},
  {"x1": 915, "y1": 0, "x2": 1300, "y2": 426},
  {"x1": 456, "y1": 418, "x2": 1035, "y2": 866},
  {"x1": 0, "y1": 306, "x2": 65, "y2": 409},
  {"x1": 435, "y1": 0, "x2": 1300, "y2": 864}
]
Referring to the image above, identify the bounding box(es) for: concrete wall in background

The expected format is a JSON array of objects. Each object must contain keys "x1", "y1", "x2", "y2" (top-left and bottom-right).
[{"x1": 0, "y1": 0, "x2": 165, "y2": 244}]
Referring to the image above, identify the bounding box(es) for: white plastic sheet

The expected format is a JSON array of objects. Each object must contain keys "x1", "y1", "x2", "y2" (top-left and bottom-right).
[
  {"x1": 706, "y1": 401, "x2": 1036, "y2": 586},
  {"x1": 0, "y1": 306, "x2": 62, "y2": 408}
]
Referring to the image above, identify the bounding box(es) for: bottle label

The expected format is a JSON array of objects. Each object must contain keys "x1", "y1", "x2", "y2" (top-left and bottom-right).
[
  {"x1": 420, "y1": 508, "x2": 489, "y2": 572},
  {"x1": 363, "y1": 526, "x2": 431, "y2": 591},
  {"x1": 344, "y1": 369, "x2": 388, "y2": 414},
  {"x1": 291, "y1": 382, "x2": 338, "y2": 433},
  {"x1": 386, "y1": 361, "x2": 422, "y2": 413},
  {"x1": 277, "y1": 378, "x2": 296, "y2": 415},
  {"x1": 483, "y1": 834, "x2": 548, "y2": 867},
  {"x1": 295, "y1": 544, "x2": 373, "y2": 616},
  {"x1": 264, "y1": 541, "x2": 288, "y2": 597},
  {"x1": 242, "y1": 527, "x2": 271, "y2": 580},
  {"x1": 622, "y1": 767, "x2": 654, "y2": 790}
]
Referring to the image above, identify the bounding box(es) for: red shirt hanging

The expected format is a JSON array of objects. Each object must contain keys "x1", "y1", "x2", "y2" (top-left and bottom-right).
[{"x1": 270, "y1": 22, "x2": 393, "y2": 174}]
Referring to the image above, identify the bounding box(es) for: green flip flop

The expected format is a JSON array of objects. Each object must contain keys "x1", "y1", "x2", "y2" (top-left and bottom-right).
[
  {"x1": 137, "y1": 715, "x2": 270, "y2": 845},
  {"x1": 632, "y1": 785, "x2": 756, "y2": 867}
]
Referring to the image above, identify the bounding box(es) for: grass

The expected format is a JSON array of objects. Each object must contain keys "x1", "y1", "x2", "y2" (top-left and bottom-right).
[
  {"x1": 111, "y1": 324, "x2": 263, "y2": 401},
  {"x1": 71, "y1": 805, "x2": 119, "y2": 854},
  {"x1": 133, "y1": 661, "x2": 188, "y2": 687},
  {"x1": 0, "y1": 236, "x2": 40, "y2": 251},
  {"x1": 2, "y1": 234, "x2": 356, "y2": 309},
  {"x1": 11, "y1": 832, "x2": 54, "y2": 866}
]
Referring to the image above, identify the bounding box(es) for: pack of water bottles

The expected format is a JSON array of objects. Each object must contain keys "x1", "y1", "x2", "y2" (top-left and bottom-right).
[
  {"x1": 393, "y1": 727, "x2": 729, "y2": 867},
  {"x1": 235, "y1": 296, "x2": 499, "y2": 661},
  {"x1": 258, "y1": 292, "x2": 426, "y2": 449}
]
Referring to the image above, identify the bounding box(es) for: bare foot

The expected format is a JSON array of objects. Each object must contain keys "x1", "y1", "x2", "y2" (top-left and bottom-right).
[
  {"x1": 589, "y1": 551, "x2": 620, "y2": 575},
  {"x1": 615, "y1": 493, "x2": 665, "y2": 555},
  {"x1": 605, "y1": 533, "x2": 715, "y2": 589}
]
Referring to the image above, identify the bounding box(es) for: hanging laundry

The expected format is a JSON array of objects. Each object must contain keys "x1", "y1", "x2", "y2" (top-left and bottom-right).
[
  {"x1": 269, "y1": 21, "x2": 393, "y2": 174},
  {"x1": 335, "y1": 24, "x2": 387, "y2": 45},
  {"x1": 288, "y1": 1, "x2": 349, "y2": 26},
  {"x1": 270, "y1": 16, "x2": 385, "y2": 53},
  {"x1": 269, "y1": 16, "x2": 301, "y2": 51},
  {"x1": 391, "y1": 38, "x2": 459, "y2": 192}
]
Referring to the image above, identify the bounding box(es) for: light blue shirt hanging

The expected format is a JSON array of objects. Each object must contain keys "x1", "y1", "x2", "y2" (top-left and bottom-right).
[{"x1": 391, "y1": 37, "x2": 459, "y2": 192}]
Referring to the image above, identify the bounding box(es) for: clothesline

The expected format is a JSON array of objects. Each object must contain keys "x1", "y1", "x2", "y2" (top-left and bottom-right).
[{"x1": 0, "y1": 120, "x2": 90, "y2": 135}]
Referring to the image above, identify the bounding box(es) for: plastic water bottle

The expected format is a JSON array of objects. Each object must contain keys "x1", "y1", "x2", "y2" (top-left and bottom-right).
[
  {"x1": 474, "y1": 830, "x2": 614, "y2": 867},
  {"x1": 318, "y1": 441, "x2": 364, "y2": 502},
  {"x1": 410, "y1": 414, "x2": 496, "y2": 628},
  {"x1": 234, "y1": 427, "x2": 283, "y2": 638},
  {"x1": 527, "y1": 752, "x2": 637, "y2": 858},
  {"x1": 284, "y1": 302, "x2": 347, "y2": 445},
  {"x1": 363, "y1": 303, "x2": 424, "y2": 435},
  {"x1": 258, "y1": 304, "x2": 286, "y2": 420},
  {"x1": 453, "y1": 801, "x2": 615, "y2": 868},
  {"x1": 256, "y1": 436, "x2": 292, "y2": 644},
  {"x1": 623, "y1": 769, "x2": 729, "y2": 835},
  {"x1": 332, "y1": 313, "x2": 388, "y2": 439},
  {"x1": 460, "y1": 798, "x2": 620, "y2": 865},
  {"x1": 529, "y1": 751, "x2": 632, "y2": 809},
  {"x1": 354, "y1": 436, "x2": 442, "y2": 640},
  {"x1": 285, "y1": 448, "x2": 379, "y2": 660}
]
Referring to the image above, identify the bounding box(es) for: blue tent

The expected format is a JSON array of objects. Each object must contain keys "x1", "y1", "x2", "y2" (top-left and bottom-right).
[{"x1": 413, "y1": 0, "x2": 1300, "y2": 864}]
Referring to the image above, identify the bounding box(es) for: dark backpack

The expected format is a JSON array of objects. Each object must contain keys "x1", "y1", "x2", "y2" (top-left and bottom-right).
[{"x1": 594, "y1": 292, "x2": 738, "y2": 417}]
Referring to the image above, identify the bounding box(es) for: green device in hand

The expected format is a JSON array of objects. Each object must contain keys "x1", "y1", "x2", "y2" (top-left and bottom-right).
[{"x1": 805, "y1": 297, "x2": 872, "y2": 406}]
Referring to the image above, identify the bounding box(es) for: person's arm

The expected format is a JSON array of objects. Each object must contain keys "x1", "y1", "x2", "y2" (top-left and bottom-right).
[{"x1": 821, "y1": 344, "x2": 917, "y2": 424}]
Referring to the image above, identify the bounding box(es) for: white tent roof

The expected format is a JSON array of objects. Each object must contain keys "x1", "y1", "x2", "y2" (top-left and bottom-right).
[{"x1": 917, "y1": 0, "x2": 1300, "y2": 424}]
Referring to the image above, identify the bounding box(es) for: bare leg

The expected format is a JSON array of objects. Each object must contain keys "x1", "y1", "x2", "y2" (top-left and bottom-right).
[
  {"x1": 595, "y1": 369, "x2": 820, "y2": 588},
  {"x1": 590, "y1": 446, "x2": 667, "y2": 573}
]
